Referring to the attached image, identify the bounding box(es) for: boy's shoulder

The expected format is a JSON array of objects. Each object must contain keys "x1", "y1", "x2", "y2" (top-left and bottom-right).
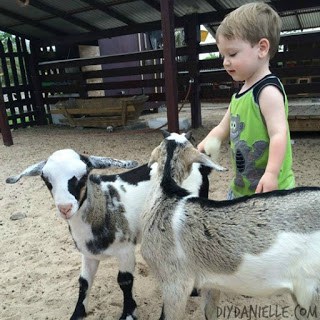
[{"x1": 252, "y1": 74, "x2": 284, "y2": 105}]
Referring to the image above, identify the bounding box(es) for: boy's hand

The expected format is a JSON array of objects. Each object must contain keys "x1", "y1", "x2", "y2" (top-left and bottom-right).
[
  {"x1": 255, "y1": 172, "x2": 278, "y2": 193},
  {"x1": 197, "y1": 140, "x2": 206, "y2": 153}
]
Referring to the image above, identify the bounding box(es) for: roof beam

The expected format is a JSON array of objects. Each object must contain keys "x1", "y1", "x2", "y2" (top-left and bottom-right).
[
  {"x1": 295, "y1": 12, "x2": 304, "y2": 31},
  {"x1": 0, "y1": 25, "x2": 37, "y2": 40},
  {"x1": 28, "y1": 0, "x2": 101, "y2": 32},
  {"x1": 200, "y1": 0, "x2": 320, "y2": 25},
  {"x1": 94, "y1": 0, "x2": 135, "y2": 5},
  {"x1": 79, "y1": 0, "x2": 136, "y2": 25},
  {"x1": 269, "y1": 0, "x2": 320, "y2": 12},
  {"x1": 37, "y1": 0, "x2": 320, "y2": 46},
  {"x1": 141, "y1": 0, "x2": 161, "y2": 12},
  {"x1": 0, "y1": 7, "x2": 65, "y2": 36},
  {"x1": 142, "y1": 0, "x2": 179, "y2": 20},
  {"x1": 38, "y1": 20, "x2": 163, "y2": 46},
  {"x1": 205, "y1": 0, "x2": 225, "y2": 11}
]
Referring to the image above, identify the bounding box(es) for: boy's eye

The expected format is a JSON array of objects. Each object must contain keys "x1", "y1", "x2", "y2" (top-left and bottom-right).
[{"x1": 230, "y1": 53, "x2": 237, "y2": 57}]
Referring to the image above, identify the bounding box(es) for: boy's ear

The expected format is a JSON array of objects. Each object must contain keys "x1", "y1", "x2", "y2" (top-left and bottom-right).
[{"x1": 258, "y1": 38, "x2": 270, "y2": 58}]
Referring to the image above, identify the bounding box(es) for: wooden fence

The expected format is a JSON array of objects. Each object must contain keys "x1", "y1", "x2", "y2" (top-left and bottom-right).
[
  {"x1": 1, "y1": 32, "x2": 319, "y2": 130},
  {"x1": 0, "y1": 37, "x2": 42, "y2": 129},
  {"x1": 38, "y1": 37, "x2": 320, "y2": 109}
]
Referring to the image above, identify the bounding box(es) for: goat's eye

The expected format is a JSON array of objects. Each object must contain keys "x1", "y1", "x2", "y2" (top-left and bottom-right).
[{"x1": 68, "y1": 175, "x2": 88, "y2": 200}]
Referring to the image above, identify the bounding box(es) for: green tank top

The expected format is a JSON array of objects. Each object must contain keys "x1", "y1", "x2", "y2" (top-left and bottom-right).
[{"x1": 229, "y1": 74, "x2": 295, "y2": 198}]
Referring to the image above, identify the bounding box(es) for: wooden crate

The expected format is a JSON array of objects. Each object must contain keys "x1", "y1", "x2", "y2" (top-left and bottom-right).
[{"x1": 51, "y1": 95, "x2": 148, "y2": 128}]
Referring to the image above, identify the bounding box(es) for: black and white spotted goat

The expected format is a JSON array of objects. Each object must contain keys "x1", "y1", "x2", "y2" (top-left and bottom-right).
[
  {"x1": 141, "y1": 131, "x2": 320, "y2": 320},
  {"x1": 6, "y1": 146, "x2": 212, "y2": 320}
]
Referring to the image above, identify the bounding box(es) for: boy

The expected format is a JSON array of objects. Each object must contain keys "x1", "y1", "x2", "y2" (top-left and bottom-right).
[{"x1": 198, "y1": 2, "x2": 295, "y2": 199}]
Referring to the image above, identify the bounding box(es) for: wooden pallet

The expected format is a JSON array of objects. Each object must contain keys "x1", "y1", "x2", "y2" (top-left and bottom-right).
[{"x1": 51, "y1": 95, "x2": 148, "y2": 128}]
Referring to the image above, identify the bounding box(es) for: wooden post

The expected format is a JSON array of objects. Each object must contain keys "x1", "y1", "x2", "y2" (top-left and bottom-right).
[
  {"x1": 29, "y1": 41, "x2": 47, "y2": 125},
  {"x1": 184, "y1": 14, "x2": 201, "y2": 128},
  {"x1": 160, "y1": 0, "x2": 179, "y2": 133},
  {"x1": 0, "y1": 85, "x2": 13, "y2": 146}
]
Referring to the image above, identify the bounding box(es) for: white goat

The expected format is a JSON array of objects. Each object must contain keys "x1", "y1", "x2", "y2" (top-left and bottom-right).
[
  {"x1": 6, "y1": 146, "x2": 212, "y2": 320},
  {"x1": 141, "y1": 131, "x2": 320, "y2": 320}
]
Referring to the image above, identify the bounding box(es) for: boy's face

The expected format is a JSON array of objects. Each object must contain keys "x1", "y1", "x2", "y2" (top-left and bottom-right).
[{"x1": 217, "y1": 35, "x2": 264, "y2": 83}]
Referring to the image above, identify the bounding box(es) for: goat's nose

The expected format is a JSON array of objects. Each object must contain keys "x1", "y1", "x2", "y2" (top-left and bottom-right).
[{"x1": 58, "y1": 204, "x2": 73, "y2": 218}]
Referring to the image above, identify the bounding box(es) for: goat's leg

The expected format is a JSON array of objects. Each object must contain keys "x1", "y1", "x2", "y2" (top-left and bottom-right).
[
  {"x1": 70, "y1": 255, "x2": 100, "y2": 320},
  {"x1": 291, "y1": 291, "x2": 319, "y2": 320},
  {"x1": 202, "y1": 288, "x2": 221, "y2": 320},
  {"x1": 116, "y1": 245, "x2": 137, "y2": 320},
  {"x1": 292, "y1": 279, "x2": 320, "y2": 320},
  {"x1": 160, "y1": 279, "x2": 193, "y2": 320}
]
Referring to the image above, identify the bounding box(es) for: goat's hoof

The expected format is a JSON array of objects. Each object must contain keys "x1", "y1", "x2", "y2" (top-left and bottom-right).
[
  {"x1": 70, "y1": 315, "x2": 86, "y2": 320},
  {"x1": 119, "y1": 315, "x2": 137, "y2": 320},
  {"x1": 119, "y1": 310, "x2": 137, "y2": 320}
]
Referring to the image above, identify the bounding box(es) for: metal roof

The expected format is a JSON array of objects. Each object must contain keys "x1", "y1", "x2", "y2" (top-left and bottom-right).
[{"x1": 0, "y1": 0, "x2": 319, "y2": 44}]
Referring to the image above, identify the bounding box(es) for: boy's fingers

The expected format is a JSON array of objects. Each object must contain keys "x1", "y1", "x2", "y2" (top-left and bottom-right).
[{"x1": 255, "y1": 183, "x2": 263, "y2": 193}]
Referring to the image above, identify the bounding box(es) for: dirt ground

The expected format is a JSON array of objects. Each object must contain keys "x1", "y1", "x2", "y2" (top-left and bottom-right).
[{"x1": 1, "y1": 104, "x2": 320, "y2": 320}]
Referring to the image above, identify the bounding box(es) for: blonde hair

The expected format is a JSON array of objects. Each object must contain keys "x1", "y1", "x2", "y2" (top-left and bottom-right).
[{"x1": 216, "y1": 2, "x2": 282, "y2": 58}]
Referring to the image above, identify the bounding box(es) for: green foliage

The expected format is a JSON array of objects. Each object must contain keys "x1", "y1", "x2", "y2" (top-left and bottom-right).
[
  {"x1": 0, "y1": 31, "x2": 15, "y2": 52},
  {"x1": 0, "y1": 31, "x2": 14, "y2": 41},
  {"x1": 175, "y1": 29, "x2": 185, "y2": 47},
  {"x1": 203, "y1": 52, "x2": 219, "y2": 60},
  {"x1": 0, "y1": 32, "x2": 23, "y2": 86},
  {"x1": 6, "y1": 110, "x2": 31, "y2": 126}
]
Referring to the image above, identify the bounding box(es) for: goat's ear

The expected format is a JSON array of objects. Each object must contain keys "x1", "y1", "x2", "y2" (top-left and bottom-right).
[
  {"x1": 161, "y1": 130, "x2": 171, "y2": 138},
  {"x1": 184, "y1": 131, "x2": 192, "y2": 141},
  {"x1": 82, "y1": 154, "x2": 138, "y2": 169},
  {"x1": 148, "y1": 146, "x2": 160, "y2": 167},
  {"x1": 194, "y1": 151, "x2": 226, "y2": 172},
  {"x1": 6, "y1": 160, "x2": 47, "y2": 184}
]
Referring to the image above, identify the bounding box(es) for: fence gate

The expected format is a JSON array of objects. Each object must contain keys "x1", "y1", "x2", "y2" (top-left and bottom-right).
[{"x1": 0, "y1": 36, "x2": 41, "y2": 130}]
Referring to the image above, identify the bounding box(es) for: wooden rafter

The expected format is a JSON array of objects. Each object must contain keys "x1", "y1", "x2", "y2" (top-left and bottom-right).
[
  {"x1": 142, "y1": 0, "x2": 179, "y2": 19},
  {"x1": 28, "y1": 0, "x2": 101, "y2": 32},
  {"x1": 141, "y1": 0, "x2": 161, "y2": 12},
  {"x1": 295, "y1": 12, "x2": 304, "y2": 31},
  {"x1": 205, "y1": 0, "x2": 225, "y2": 11},
  {"x1": 0, "y1": 7, "x2": 65, "y2": 36},
  {"x1": 270, "y1": 0, "x2": 320, "y2": 12},
  {"x1": 0, "y1": 25, "x2": 37, "y2": 40},
  {"x1": 38, "y1": 20, "x2": 163, "y2": 45},
  {"x1": 79, "y1": 0, "x2": 136, "y2": 25}
]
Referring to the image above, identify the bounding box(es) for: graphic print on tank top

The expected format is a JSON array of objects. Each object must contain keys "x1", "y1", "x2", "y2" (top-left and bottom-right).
[{"x1": 230, "y1": 114, "x2": 268, "y2": 191}]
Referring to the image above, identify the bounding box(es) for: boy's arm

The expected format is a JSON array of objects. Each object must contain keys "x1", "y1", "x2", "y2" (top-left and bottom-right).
[
  {"x1": 256, "y1": 85, "x2": 288, "y2": 193},
  {"x1": 197, "y1": 106, "x2": 231, "y2": 152}
]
